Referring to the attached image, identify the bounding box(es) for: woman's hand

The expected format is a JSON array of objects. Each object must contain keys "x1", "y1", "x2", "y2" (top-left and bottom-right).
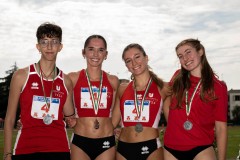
[
  {"x1": 65, "y1": 117, "x2": 77, "y2": 128},
  {"x1": 114, "y1": 128, "x2": 121, "y2": 140},
  {"x1": 16, "y1": 119, "x2": 22, "y2": 130}
]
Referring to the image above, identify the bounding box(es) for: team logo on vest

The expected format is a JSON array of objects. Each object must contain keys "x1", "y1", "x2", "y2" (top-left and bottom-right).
[
  {"x1": 141, "y1": 146, "x2": 149, "y2": 154},
  {"x1": 102, "y1": 141, "x2": 110, "y2": 148},
  {"x1": 148, "y1": 93, "x2": 153, "y2": 97},
  {"x1": 53, "y1": 85, "x2": 65, "y2": 98},
  {"x1": 56, "y1": 85, "x2": 60, "y2": 91},
  {"x1": 137, "y1": 94, "x2": 142, "y2": 99},
  {"x1": 31, "y1": 82, "x2": 39, "y2": 89}
]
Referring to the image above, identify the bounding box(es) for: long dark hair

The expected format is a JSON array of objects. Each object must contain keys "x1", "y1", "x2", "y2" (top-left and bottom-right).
[
  {"x1": 122, "y1": 43, "x2": 164, "y2": 89},
  {"x1": 172, "y1": 39, "x2": 217, "y2": 108}
]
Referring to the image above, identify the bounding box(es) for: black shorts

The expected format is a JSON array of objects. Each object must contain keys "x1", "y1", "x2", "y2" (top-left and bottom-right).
[
  {"x1": 12, "y1": 152, "x2": 70, "y2": 160},
  {"x1": 117, "y1": 138, "x2": 161, "y2": 160},
  {"x1": 72, "y1": 134, "x2": 116, "y2": 160},
  {"x1": 164, "y1": 144, "x2": 212, "y2": 160}
]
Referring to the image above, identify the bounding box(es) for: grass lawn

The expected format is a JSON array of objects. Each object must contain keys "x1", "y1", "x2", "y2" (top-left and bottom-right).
[
  {"x1": 0, "y1": 126, "x2": 240, "y2": 159},
  {"x1": 227, "y1": 126, "x2": 240, "y2": 159}
]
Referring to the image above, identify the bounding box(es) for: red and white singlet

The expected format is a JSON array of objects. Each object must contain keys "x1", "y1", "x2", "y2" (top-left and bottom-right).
[
  {"x1": 73, "y1": 69, "x2": 114, "y2": 118},
  {"x1": 13, "y1": 64, "x2": 70, "y2": 155},
  {"x1": 120, "y1": 81, "x2": 163, "y2": 128}
]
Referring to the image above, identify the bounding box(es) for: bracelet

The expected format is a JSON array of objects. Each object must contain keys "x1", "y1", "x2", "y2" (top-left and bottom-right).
[
  {"x1": 3, "y1": 152, "x2": 12, "y2": 160},
  {"x1": 64, "y1": 112, "x2": 75, "y2": 118}
]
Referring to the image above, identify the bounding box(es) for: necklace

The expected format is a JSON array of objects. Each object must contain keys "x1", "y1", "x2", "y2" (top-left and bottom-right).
[
  {"x1": 38, "y1": 61, "x2": 56, "y2": 125},
  {"x1": 133, "y1": 77, "x2": 152, "y2": 133},
  {"x1": 40, "y1": 67, "x2": 55, "y2": 80},
  {"x1": 183, "y1": 79, "x2": 202, "y2": 130},
  {"x1": 85, "y1": 69, "x2": 103, "y2": 129}
]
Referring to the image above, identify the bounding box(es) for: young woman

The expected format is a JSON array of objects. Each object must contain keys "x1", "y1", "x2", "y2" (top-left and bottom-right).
[
  {"x1": 67, "y1": 35, "x2": 119, "y2": 160},
  {"x1": 112, "y1": 43, "x2": 169, "y2": 160},
  {"x1": 4, "y1": 22, "x2": 75, "y2": 160},
  {"x1": 163, "y1": 39, "x2": 228, "y2": 160}
]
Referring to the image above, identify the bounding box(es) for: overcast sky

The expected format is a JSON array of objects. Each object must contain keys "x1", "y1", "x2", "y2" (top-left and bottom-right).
[{"x1": 0, "y1": 0, "x2": 239, "y2": 89}]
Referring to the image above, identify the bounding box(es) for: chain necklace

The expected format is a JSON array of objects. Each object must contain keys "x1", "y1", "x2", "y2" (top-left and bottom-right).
[{"x1": 40, "y1": 68, "x2": 55, "y2": 80}]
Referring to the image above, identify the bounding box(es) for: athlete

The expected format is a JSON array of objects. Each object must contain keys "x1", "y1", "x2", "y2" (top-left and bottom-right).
[
  {"x1": 3, "y1": 22, "x2": 75, "y2": 160},
  {"x1": 112, "y1": 43, "x2": 169, "y2": 160},
  {"x1": 163, "y1": 38, "x2": 228, "y2": 160},
  {"x1": 67, "y1": 35, "x2": 119, "y2": 160}
]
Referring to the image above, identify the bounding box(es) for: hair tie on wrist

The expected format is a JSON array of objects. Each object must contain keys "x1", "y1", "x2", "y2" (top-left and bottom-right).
[{"x1": 64, "y1": 112, "x2": 75, "y2": 118}]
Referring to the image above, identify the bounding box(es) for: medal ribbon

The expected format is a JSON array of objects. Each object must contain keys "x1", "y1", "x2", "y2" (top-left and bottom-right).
[
  {"x1": 38, "y1": 61, "x2": 56, "y2": 113},
  {"x1": 134, "y1": 78, "x2": 152, "y2": 118},
  {"x1": 185, "y1": 79, "x2": 202, "y2": 117},
  {"x1": 85, "y1": 69, "x2": 103, "y2": 115}
]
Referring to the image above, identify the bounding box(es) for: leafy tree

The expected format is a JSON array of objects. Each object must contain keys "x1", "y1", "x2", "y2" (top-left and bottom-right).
[
  {"x1": 232, "y1": 105, "x2": 240, "y2": 125},
  {"x1": 0, "y1": 62, "x2": 18, "y2": 118}
]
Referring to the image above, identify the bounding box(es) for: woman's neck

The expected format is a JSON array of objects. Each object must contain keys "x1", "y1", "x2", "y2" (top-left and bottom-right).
[
  {"x1": 38, "y1": 60, "x2": 56, "y2": 79},
  {"x1": 86, "y1": 67, "x2": 102, "y2": 81},
  {"x1": 134, "y1": 72, "x2": 151, "y2": 91},
  {"x1": 190, "y1": 64, "x2": 202, "y2": 78},
  {"x1": 190, "y1": 70, "x2": 201, "y2": 78}
]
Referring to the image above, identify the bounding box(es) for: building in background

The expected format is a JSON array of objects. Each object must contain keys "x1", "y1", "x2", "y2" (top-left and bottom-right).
[{"x1": 228, "y1": 89, "x2": 240, "y2": 120}]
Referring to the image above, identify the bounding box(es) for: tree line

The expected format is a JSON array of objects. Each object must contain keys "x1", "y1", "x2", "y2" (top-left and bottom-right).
[{"x1": 0, "y1": 62, "x2": 19, "y2": 119}]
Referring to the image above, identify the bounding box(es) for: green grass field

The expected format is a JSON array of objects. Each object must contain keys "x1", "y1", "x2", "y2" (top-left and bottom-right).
[{"x1": 1, "y1": 126, "x2": 240, "y2": 159}]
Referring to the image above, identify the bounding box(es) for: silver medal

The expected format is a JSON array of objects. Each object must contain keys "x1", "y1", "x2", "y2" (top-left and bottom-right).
[
  {"x1": 43, "y1": 114, "x2": 53, "y2": 125},
  {"x1": 183, "y1": 120, "x2": 193, "y2": 130},
  {"x1": 135, "y1": 122, "x2": 143, "y2": 133}
]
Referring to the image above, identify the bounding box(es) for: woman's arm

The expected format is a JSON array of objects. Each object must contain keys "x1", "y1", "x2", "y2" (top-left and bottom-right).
[
  {"x1": 63, "y1": 74, "x2": 75, "y2": 117},
  {"x1": 4, "y1": 69, "x2": 27, "y2": 159},
  {"x1": 111, "y1": 88, "x2": 121, "y2": 129},
  {"x1": 107, "y1": 73, "x2": 119, "y2": 116},
  {"x1": 163, "y1": 96, "x2": 171, "y2": 122},
  {"x1": 161, "y1": 82, "x2": 172, "y2": 122},
  {"x1": 111, "y1": 83, "x2": 127, "y2": 128},
  {"x1": 215, "y1": 121, "x2": 227, "y2": 160},
  {"x1": 63, "y1": 74, "x2": 76, "y2": 128}
]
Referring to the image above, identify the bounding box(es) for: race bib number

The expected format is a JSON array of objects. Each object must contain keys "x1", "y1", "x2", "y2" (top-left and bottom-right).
[
  {"x1": 31, "y1": 95, "x2": 60, "y2": 120},
  {"x1": 80, "y1": 87, "x2": 107, "y2": 109},
  {"x1": 123, "y1": 100, "x2": 150, "y2": 122}
]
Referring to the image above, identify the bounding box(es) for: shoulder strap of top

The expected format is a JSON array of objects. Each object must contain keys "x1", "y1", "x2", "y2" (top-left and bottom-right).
[{"x1": 29, "y1": 63, "x2": 37, "y2": 73}]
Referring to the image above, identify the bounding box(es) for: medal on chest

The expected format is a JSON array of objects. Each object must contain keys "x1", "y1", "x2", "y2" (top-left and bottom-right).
[
  {"x1": 183, "y1": 120, "x2": 193, "y2": 130},
  {"x1": 134, "y1": 78, "x2": 152, "y2": 133},
  {"x1": 135, "y1": 122, "x2": 143, "y2": 133},
  {"x1": 43, "y1": 114, "x2": 53, "y2": 125},
  {"x1": 184, "y1": 79, "x2": 201, "y2": 131},
  {"x1": 86, "y1": 70, "x2": 103, "y2": 129},
  {"x1": 38, "y1": 62, "x2": 56, "y2": 125}
]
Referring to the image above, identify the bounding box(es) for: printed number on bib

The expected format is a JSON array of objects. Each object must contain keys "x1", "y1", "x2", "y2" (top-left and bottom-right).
[
  {"x1": 81, "y1": 87, "x2": 108, "y2": 109},
  {"x1": 31, "y1": 95, "x2": 60, "y2": 120},
  {"x1": 41, "y1": 103, "x2": 50, "y2": 113},
  {"x1": 123, "y1": 100, "x2": 150, "y2": 122}
]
